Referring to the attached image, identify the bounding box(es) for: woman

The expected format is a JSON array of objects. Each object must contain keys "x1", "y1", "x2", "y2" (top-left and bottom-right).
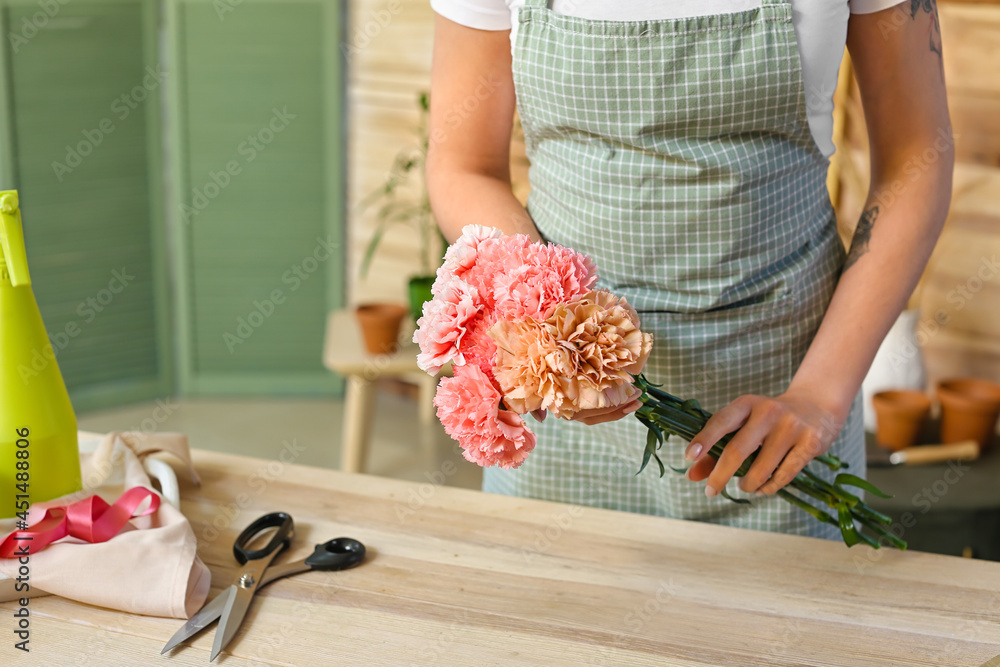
[{"x1": 426, "y1": 0, "x2": 952, "y2": 539}]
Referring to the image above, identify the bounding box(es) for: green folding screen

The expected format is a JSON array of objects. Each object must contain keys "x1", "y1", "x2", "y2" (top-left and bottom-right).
[
  {"x1": 0, "y1": 0, "x2": 171, "y2": 412},
  {"x1": 166, "y1": 0, "x2": 344, "y2": 395},
  {"x1": 0, "y1": 0, "x2": 345, "y2": 407}
]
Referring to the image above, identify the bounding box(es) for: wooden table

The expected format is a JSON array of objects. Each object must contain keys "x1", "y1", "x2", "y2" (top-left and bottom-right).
[
  {"x1": 4, "y1": 449, "x2": 1000, "y2": 666},
  {"x1": 322, "y1": 309, "x2": 442, "y2": 473}
]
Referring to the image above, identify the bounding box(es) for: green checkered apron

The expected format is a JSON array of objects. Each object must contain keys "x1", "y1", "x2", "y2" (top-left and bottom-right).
[{"x1": 482, "y1": 0, "x2": 865, "y2": 540}]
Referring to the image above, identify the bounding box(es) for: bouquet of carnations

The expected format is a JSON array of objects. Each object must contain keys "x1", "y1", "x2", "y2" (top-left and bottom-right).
[{"x1": 414, "y1": 225, "x2": 904, "y2": 550}]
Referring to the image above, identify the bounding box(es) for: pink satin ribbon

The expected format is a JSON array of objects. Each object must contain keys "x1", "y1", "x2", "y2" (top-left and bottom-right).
[{"x1": 0, "y1": 486, "x2": 160, "y2": 558}]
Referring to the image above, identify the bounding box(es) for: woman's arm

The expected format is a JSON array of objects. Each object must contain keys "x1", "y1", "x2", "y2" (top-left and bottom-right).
[
  {"x1": 687, "y1": 0, "x2": 953, "y2": 497},
  {"x1": 427, "y1": 14, "x2": 541, "y2": 243},
  {"x1": 429, "y1": 13, "x2": 642, "y2": 424}
]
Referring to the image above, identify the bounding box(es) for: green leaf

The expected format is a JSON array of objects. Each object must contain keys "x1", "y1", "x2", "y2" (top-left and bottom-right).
[
  {"x1": 650, "y1": 422, "x2": 664, "y2": 447},
  {"x1": 801, "y1": 468, "x2": 860, "y2": 507},
  {"x1": 835, "y1": 473, "x2": 893, "y2": 499},
  {"x1": 384, "y1": 205, "x2": 427, "y2": 225},
  {"x1": 360, "y1": 224, "x2": 391, "y2": 279},
  {"x1": 376, "y1": 199, "x2": 413, "y2": 221},
  {"x1": 637, "y1": 430, "x2": 656, "y2": 475},
  {"x1": 720, "y1": 488, "x2": 752, "y2": 505},
  {"x1": 356, "y1": 179, "x2": 397, "y2": 211},
  {"x1": 680, "y1": 398, "x2": 703, "y2": 415},
  {"x1": 635, "y1": 373, "x2": 661, "y2": 389},
  {"x1": 837, "y1": 502, "x2": 862, "y2": 547},
  {"x1": 635, "y1": 405, "x2": 656, "y2": 421}
]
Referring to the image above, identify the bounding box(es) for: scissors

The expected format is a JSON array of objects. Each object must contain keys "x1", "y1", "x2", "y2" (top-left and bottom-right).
[{"x1": 162, "y1": 512, "x2": 366, "y2": 661}]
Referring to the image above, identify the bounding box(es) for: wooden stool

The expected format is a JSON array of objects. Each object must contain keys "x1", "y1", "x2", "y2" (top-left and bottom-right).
[{"x1": 323, "y1": 309, "x2": 440, "y2": 473}]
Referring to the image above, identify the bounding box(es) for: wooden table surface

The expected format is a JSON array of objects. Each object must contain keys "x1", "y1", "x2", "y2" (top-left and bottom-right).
[{"x1": 4, "y1": 449, "x2": 1000, "y2": 666}]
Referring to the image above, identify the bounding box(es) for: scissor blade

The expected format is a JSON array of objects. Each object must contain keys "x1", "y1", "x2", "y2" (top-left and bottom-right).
[
  {"x1": 210, "y1": 583, "x2": 255, "y2": 661},
  {"x1": 258, "y1": 561, "x2": 311, "y2": 588},
  {"x1": 161, "y1": 587, "x2": 234, "y2": 654}
]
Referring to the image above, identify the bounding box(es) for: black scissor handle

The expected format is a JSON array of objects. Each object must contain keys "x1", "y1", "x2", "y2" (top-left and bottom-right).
[
  {"x1": 234, "y1": 512, "x2": 295, "y2": 565},
  {"x1": 304, "y1": 538, "x2": 366, "y2": 571}
]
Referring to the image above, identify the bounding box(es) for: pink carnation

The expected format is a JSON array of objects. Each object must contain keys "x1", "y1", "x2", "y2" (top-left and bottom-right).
[
  {"x1": 458, "y1": 311, "x2": 501, "y2": 382},
  {"x1": 458, "y1": 235, "x2": 527, "y2": 309},
  {"x1": 416, "y1": 224, "x2": 634, "y2": 470},
  {"x1": 434, "y1": 224, "x2": 504, "y2": 293},
  {"x1": 433, "y1": 364, "x2": 536, "y2": 469},
  {"x1": 414, "y1": 277, "x2": 480, "y2": 374},
  {"x1": 492, "y1": 242, "x2": 597, "y2": 320}
]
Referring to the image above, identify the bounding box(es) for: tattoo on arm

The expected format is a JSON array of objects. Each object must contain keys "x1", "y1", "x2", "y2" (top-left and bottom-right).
[
  {"x1": 844, "y1": 206, "x2": 879, "y2": 272},
  {"x1": 910, "y1": 0, "x2": 943, "y2": 75}
]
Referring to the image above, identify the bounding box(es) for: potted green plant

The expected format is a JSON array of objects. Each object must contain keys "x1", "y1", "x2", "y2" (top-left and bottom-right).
[{"x1": 357, "y1": 92, "x2": 446, "y2": 322}]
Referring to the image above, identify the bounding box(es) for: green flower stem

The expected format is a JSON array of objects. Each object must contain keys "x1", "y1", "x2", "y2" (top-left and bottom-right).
[
  {"x1": 776, "y1": 489, "x2": 839, "y2": 527},
  {"x1": 631, "y1": 374, "x2": 905, "y2": 550},
  {"x1": 800, "y1": 468, "x2": 861, "y2": 508},
  {"x1": 788, "y1": 477, "x2": 841, "y2": 510},
  {"x1": 813, "y1": 454, "x2": 847, "y2": 471},
  {"x1": 861, "y1": 517, "x2": 908, "y2": 550},
  {"x1": 849, "y1": 502, "x2": 893, "y2": 527}
]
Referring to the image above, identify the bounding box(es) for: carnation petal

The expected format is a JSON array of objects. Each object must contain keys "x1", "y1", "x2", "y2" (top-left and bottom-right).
[
  {"x1": 413, "y1": 278, "x2": 480, "y2": 373},
  {"x1": 490, "y1": 290, "x2": 653, "y2": 419},
  {"x1": 433, "y1": 364, "x2": 536, "y2": 469}
]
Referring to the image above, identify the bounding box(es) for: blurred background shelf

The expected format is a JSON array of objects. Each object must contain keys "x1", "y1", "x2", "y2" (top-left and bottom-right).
[{"x1": 865, "y1": 423, "x2": 1000, "y2": 560}]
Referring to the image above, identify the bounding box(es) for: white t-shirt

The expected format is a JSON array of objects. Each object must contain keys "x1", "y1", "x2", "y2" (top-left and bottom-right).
[{"x1": 431, "y1": 0, "x2": 903, "y2": 157}]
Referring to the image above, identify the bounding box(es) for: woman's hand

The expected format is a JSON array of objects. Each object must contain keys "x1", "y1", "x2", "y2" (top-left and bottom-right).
[
  {"x1": 528, "y1": 389, "x2": 643, "y2": 425},
  {"x1": 681, "y1": 0, "x2": 954, "y2": 501},
  {"x1": 683, "y1": 390, "x2": 846, "y2": 498},
  {"x1": 568, "y1": 393, "x2": 644, "y2": 425}
]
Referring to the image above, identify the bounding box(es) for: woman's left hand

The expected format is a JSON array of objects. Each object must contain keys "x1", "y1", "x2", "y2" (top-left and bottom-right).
[{"x1": 683, "y1": 391, "x2": 846, "y2": 498}]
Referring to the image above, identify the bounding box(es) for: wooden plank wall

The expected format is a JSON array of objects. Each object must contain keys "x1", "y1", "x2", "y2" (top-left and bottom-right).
[
  {"x1": 346, "y1": 0, "x2": 434, "y2": 306},
  {"x1": 833, "y1": 1, "x2": 1000, "y2": 391},
  {"x1": 346, "y1": 0, "x2": 528, "y2": 306}
]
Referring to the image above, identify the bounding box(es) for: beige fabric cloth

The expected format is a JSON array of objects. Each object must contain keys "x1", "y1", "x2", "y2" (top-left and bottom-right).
[{"x1": 0, "y1": 432, "x2": 211, "y2": 619}]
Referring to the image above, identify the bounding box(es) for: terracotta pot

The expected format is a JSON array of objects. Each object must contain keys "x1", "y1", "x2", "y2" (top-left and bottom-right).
[
  {"x1": 871, "y1": 390, "x2": 932, "y2": 452},
  {"x1": 355, "y1": 303, "x2": 409, "y2": 355},
  {"x1": 937, "y1": 378, "x2": 1000, "y2": 450}
]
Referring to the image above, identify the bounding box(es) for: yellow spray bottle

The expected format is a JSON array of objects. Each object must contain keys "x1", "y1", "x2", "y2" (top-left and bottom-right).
[{"x1": 0, "y1": 190, "x2": 82, "y2": 520}]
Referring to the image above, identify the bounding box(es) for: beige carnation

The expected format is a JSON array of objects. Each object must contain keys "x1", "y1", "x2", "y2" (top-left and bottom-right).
[
  {"x1": 488, "y1": 318, "x2": 577, "y2": 416},
  {"x1": 489, "y1": 290, "x2": 654, "y2": 419}
]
